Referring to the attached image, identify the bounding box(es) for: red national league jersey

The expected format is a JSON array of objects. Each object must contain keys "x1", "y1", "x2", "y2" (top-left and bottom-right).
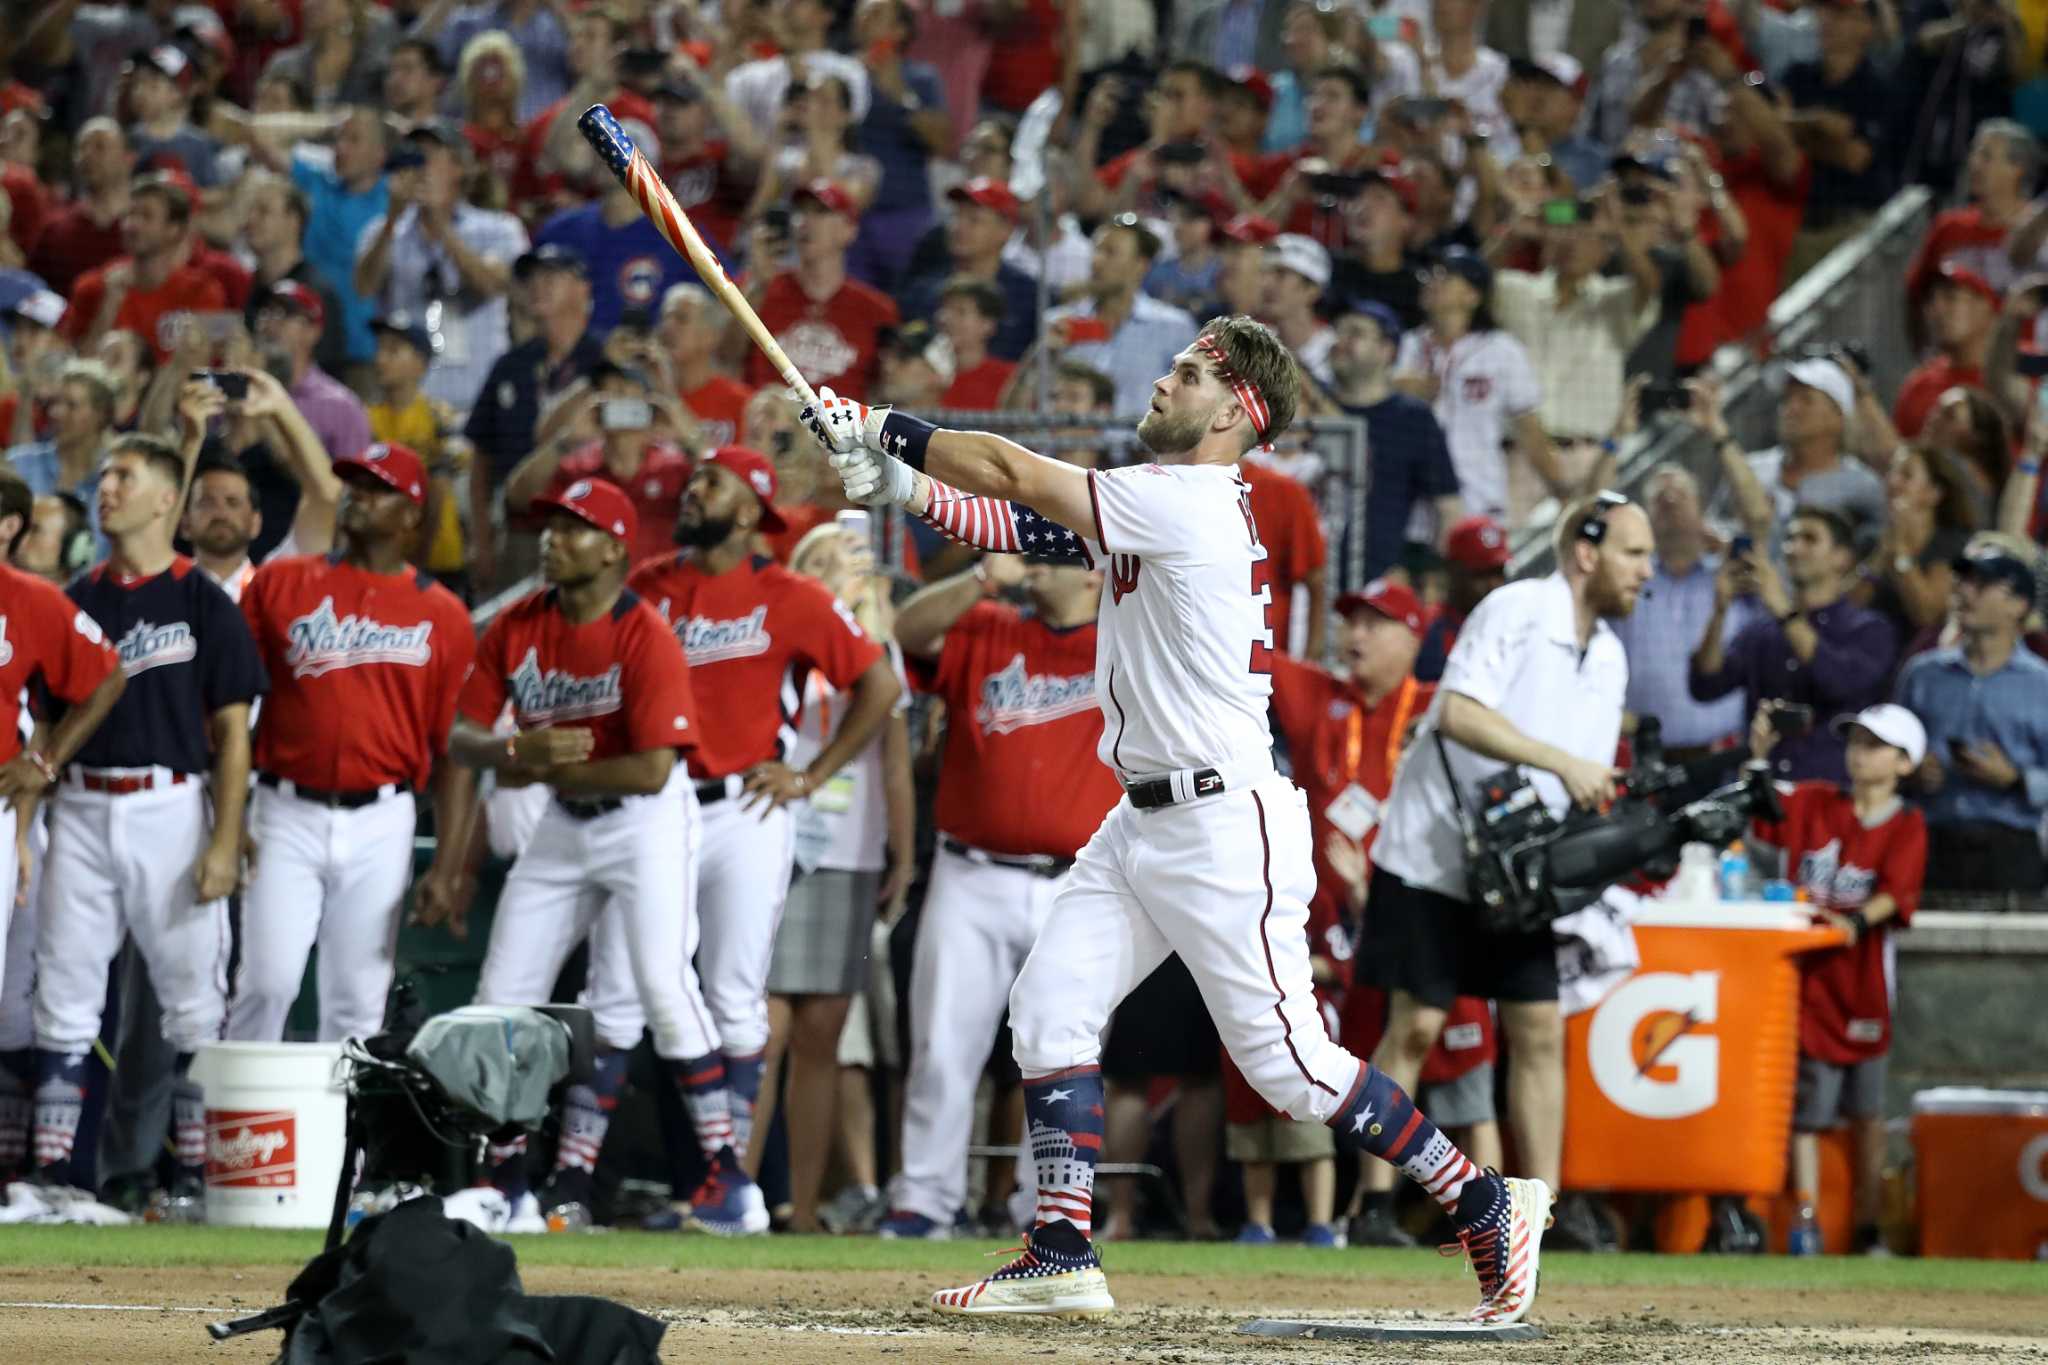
[
  {"x1": 912, "y1": 601, "x2": 1120, "y2": 859},
  {"x1": 0, "y1": 563, "x2": 120, "y2": 763},
  {"x1": 1753, "y1": 782, "x2": 1928, "y2": 1064},
  {"x1": 458, "y1": 587, "x2": 698, "y2": 764},
  {"x1": 626, "y1": 553, "x2": 881, "y2": 779},
  {"x1": 242, "y1": 555, "x2": 478, "y2": 792}
]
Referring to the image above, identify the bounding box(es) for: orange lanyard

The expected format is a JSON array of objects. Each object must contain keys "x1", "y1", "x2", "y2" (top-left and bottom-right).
[{"x1": 1341, "y1": 676, "x2": 1417, "y2": 790}]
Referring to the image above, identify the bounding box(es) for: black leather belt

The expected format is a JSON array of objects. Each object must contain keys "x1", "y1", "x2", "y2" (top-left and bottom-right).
[
  {"x1": 259, "y1": 773, "x2": 410, "y2": 809},
  {"x1": 557, "y1": 796, "x2": 626, "y2": 821},
  {"x1": 1124, "y1": 768, "x2": 1226, "y2": 811},
  {"x1": 695, "y1": 779, "x2": 734, "y2": 805},
  {"x1": 939, "y1": 834, "x2": 1072, "y2": 879}
]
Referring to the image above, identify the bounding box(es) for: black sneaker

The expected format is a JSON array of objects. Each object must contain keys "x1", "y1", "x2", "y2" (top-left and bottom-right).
[{"x1": 1346, "y1": 1204, "x2": 1417, "y2": 1248}]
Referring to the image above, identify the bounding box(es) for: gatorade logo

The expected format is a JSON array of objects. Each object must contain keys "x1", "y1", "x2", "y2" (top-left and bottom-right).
[
  {"x1": 205, "y1": 1109, "x2": 298, "y2": 1188},
  {"x1": 1588, "y1": 971, "x2": 1720, "y2": 1120},
  {"x1": 2021, "y1": 1134, "x2": 2048, "y2": 1203}
]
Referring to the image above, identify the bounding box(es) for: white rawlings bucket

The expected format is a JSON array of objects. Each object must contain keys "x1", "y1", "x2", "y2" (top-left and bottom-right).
[{"x1": 189, "y1": 1041, "x2": 348, "y2": 1228}]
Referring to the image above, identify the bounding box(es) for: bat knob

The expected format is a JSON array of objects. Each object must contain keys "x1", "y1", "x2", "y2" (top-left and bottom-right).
[{"x1": 576, "y1": 104, "x2": 636, "y2": 176}]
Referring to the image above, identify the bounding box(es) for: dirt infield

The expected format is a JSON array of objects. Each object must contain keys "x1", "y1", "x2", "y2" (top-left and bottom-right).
[{"x1": 2, "y1": 1261, "x2": 2045, "y2": 1364}]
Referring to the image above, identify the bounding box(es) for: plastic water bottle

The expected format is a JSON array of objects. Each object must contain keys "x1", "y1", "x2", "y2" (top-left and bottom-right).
[{"x1": 1718, "y1": 840, "x2": 1749, "y2": 900}]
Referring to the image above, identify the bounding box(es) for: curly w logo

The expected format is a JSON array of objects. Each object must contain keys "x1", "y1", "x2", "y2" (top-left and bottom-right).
[{"x1": 1109, "y1": 555, "x2": 1141, "y2": 605}]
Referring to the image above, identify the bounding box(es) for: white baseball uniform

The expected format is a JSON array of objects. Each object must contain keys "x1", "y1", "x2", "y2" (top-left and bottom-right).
[{"x1": 1395, "y1": 327, "x2": 1541, "y2": 523}]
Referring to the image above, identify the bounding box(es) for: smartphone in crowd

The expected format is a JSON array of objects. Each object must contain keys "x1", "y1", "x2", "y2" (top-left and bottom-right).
[
  {"x1": 1769, "y1": 703, "x2": 1814, "y2": 738},
  {"x1": 1541, "y1": 197, "x2": 1582, "y2": 227},
  {"x1": 599, "y1": 397, "x2": 653, "y2": 431},
  {"x1": 193, "y1": 369, "x2": 250, "y2": 401}
]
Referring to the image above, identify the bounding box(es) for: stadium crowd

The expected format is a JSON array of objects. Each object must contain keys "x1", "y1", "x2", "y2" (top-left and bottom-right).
[{"x1": 2, "y1": 0, "x2": 2048, "y2": 1252}]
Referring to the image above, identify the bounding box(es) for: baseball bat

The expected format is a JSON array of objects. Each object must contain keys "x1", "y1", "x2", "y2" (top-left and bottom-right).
[{"x1": 576, "y1": 104, "x2": 820, "y2": 410}]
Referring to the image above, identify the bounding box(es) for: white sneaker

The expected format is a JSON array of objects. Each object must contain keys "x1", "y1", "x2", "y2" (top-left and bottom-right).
[
  {"x1": 503, "y1": 1192, "x2": 547, "y2": 1235},
  {"x1": 930, "y1": 1230, "x2": 1115, "y2": 1318},
  {"x1": 1447, "y1": 1176, "x2": 1551, "y2": 1326},
  {"x1": 441, "y1": 1186, "x2": 512, "y2": 1232},
  {"x1": 0, "y1": 1181, "x2": 53, "y2": 1224},
  {"x1": 37, "y1": 1184, "x2": 131, "y2": 1225}
]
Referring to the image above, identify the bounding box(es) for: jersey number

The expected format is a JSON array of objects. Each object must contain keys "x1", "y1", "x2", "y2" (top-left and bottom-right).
[{"x1": 1249, "y1": 559, "x2": 1276, "y2": 674}]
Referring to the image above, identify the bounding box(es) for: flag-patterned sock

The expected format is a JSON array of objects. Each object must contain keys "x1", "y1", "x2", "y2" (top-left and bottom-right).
[
  {"x1": 487, "y1": 1136, "x2": 530, "y2": 1201},
  {"x1": 0, "y1": 1049, "x2": 30, "y2": 1178},
  {"x1": 554, "y1": 1047, "x2": 629, "y2": 1175},
  {"x1": 171, "y1": 1052, "x2": 204, "y2": 1182},
  {"x1": 722, "y1": 1049, "x2": 764, "y2": 1155},
  {"x1": 1023, "y1": 1065, "x2": 1104, "y2": 1239},
  {"x1": 1328, "y1": 1061, "x2": 1481, "y2": 1212},
  {"x1": 31, "y1": 1050, "x2": 88, "y2": 1185},
  {"x1": 673, "y1": 1052, "x2": 735, "y2": 1158}
]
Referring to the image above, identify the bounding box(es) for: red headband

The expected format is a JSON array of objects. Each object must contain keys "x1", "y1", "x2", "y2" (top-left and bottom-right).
[{"x1": 1196, "y1": 334, "x2": 1270, "y2": 439}]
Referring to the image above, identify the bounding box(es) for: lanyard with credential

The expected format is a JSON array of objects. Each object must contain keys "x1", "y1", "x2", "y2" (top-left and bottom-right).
[{"x1": 1342, "y1": 675, "x2": 1418, "y2": 790}]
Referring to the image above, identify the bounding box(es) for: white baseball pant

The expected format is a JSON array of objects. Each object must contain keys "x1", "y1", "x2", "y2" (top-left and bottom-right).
[
  {"x1": 1009, "y1": 773, "x2": 1358, "y2": 1123},
  {"x1": 226, "y1": 783, "x2": 419, "y2": 1042},
  {"x1": 34, "y1": 776, "x2": 230, "y2": 1053},
  {"x1": 692, "y1": 787, "x2": 795, "y2": 1055},
  {"x1": 0, "y1": 805, "x2": 30, "y2": 1051},
  {"x1": 477, "y1": 779, "x2": 719, "y2": 1060},
  {"x1": 889, "y1": 844, "x2": 1062, "y2": 1224}
]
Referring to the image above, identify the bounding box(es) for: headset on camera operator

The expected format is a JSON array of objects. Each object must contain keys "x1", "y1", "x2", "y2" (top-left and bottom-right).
[{"x1": 1360, "y1": 490, "x2": 1652, "y2": 1196}]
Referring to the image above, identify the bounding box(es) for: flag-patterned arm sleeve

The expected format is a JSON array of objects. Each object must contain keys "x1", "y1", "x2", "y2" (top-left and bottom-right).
[{"x1": 916, "y1": 476, "x2": 1093, "y2": 565}]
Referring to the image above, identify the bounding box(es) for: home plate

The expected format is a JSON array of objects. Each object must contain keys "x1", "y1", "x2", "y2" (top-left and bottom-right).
[{"x1": 1240, "y1": 1318, "x2": 1544, "y2": 1342}]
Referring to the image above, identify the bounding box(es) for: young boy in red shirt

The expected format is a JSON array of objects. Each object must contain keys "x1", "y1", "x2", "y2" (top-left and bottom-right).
[{"x1": 1747, "y1": 700, "x2": 1928, "y2": 1256}]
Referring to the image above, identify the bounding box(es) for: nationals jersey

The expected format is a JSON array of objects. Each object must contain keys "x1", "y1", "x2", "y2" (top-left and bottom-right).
[
  {"x1": 1082, "y1": 463, "x2": 1279, "y2": 781},
  {"x1": 1394, "y1": 327, "x2": 1540, "y2": 521},
  {"x1": 913, "y1": 601, "x2": 1120, "y2": 858},
  {"x1": 243, "y1": 554, "x2": 477, "y2": 792},
  {"x1": 1242, "y1": 461, "x2": 1328, "y2": 657},
  {"x1": 67, "y1": 557, "x2": 268, "y2": 773},
  {"x1": 627, "y1": 552, "x2": 882, "y2": 781},
  {"x1": 0, "y1": 563, "x2": 120, "y2": 763},
  {"x1": 1752, "y1": 782, "x2": 1927, "y2": 1064}
]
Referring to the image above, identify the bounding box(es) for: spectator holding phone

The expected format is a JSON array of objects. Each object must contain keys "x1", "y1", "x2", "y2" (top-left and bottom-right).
[
  {"x1": 1039, "y1": 216, "x2": 1198, "y2": 415},
  {"x1": 1501, "y1": 54, "x2": 1607, "y2": 191},
  {"x1": 1695, "y1": 360, "x2": 1887, "y2": 558},
  {"x1": 746, "y1": 180, "x2": 900, "y2": 394},
  {"x1": 1895, "y1": 536, "x2": 2048, "y2": 897},
  {"x1": 1258, "y1": 66, "x2": 1383, "y2": 242},
  {"x1": 1691, "y1": 504, "x2": 1899, "y2": 781},
  {"x1": 1588, "y1": 0, "x2": 1739, "y2": 149}
]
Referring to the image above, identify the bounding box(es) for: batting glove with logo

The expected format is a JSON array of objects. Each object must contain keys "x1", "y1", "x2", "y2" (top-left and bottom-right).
[
  {"x1": 801, "y1": 386, "x2": 882, "y2": 455},
  {"x1": 830, "y1": 444, "x2": 916, "y2": 507}
]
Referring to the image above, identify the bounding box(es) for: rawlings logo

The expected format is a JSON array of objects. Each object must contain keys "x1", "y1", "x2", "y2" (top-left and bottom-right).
[
  {"x1": 674, "y1": 604, "x2": 771, "y2": 664},
  {"x1": 283, "y1": 597, "x2": 433, "y2": 678},
  {"x1": 115, "y1": 618, "x2": 197, "y2": 676},
  {"x1": 507, "y1": 647, "x2": 623, "y2": 724},
  {"x1": 974, "y1": 655, "x2": 1096, "y2": 735},
  {"x1": 205, "y1": 1109, "x2": 297, "y2": 1189}
]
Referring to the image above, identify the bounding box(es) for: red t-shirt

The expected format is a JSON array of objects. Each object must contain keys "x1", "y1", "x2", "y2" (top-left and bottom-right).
[
  {"x1": 192, "y1": 243, "x2": 253, "y2": 311},
  {"x1": 982, "y1": 0, "x2": 1062, "y2": 113},
  {"x1": 1095, "y1": 144, "x2": 1286, "y2": 205},
  {"x1": 540, "y1": 441, "x2": 695, "y2": 566},
  {"x1": 1753, "y1": 781, "x2": 1927, "y2": 1063},
  {"x1": 60, "y1": 262, "x2": 229, "y2": 361},
  {"x1": 664, "y1": 141, "x2": 746, "y2": 258},
  {"x1": 745, "y1": 272, "x2": 900, "y2": 393},
  {"x1": 1904, "y1": 206, "x2": 2016, "y2": 308},
  {"x1": 941, "y1": 356, "x2": 1016, "y2": 411},
  {"x1": 0, "y1": 562, "x2": 120, "y2": 764},
  {"x1": 1675, "y1": 148, "x2": 1811, "y2": 367},
  {"x1": 242, "y1": 554, "x2": 477, "y2": 792},
  {"x1": 464, "y1": 123, "x2": 525, "y2": 197},
  {"x1": 681, "y1": 374, "x2": 756, "y2": 448},
  {"x1": 28, "y1": 201, "x2": 126, "y2": 297},
  {"x1": 625, "y1": 551, "x2": 882, "y2": 778},
  {"x1": 1243, "y1": 460, "x2": 1327, "y2": 656},
  {"x1": 458, "y1": 585, "x2": 699, "y2": 764},
  {"x1": 1894, "y1": 356, "x2": 1984, "y2": 439},
  {"x1": 913, "y1": 600, "x2": 1118, "y2": 858}
]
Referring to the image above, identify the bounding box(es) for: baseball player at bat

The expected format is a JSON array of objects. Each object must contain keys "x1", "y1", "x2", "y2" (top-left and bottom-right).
[
  {"x1": 623, "y1": 445, "x2": 897, "y2": 1234},
  {"x1": 804, "y1": 315, "x2": 1552, "y2": 1323},
  {"x1": 13, "y1": 434, "x2": 267, "y2": 1225},
  {"x1": 225, "y1": 442, "x2": 477, "y2": 1045},
  {"x1": 436, "y1": 479, "x2": 735, "y2": 1236},
  {"x1": 875, "y1": 552, "x2": 1121, "y2": 1241}
]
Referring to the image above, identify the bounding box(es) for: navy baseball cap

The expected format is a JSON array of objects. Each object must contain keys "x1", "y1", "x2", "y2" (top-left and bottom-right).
[
  {"x1": 384, "y1": 144, "x2": 426, "y2": 173},
  {"x1": 370, "y1": 311, "x2": 435, "y2": 357},
  {"x1": 1431, "y1": 245, "x2": 1493, "y2": 294},
  {"x1": 1345, "y1": 298, "x2": 1403, "y2": 344},
  {"x1": 514, "y1": 243, "x2": 589, "y2": 280},
  {"x1": 1953, "y1": 547, "x2": 2039, "y2": 603}
]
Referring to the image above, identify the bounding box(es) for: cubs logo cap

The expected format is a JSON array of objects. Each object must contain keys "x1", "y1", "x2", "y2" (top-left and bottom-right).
[
  {"x1": 1335, "y1": 577, "x2": 1425, "y2": 636},
  {"x1": 1444, "y1": 514, "x2": 1512, "y2": 572},
  {"x1": 535, "y1": 476, "x2": 638, "y2": 546},
  {"x1": 333, "y1": 442, "x2": 427, "y2": 506},
  {"x1": 704, "y1": 446, "x2": 788, "y2": 534},
  {"x1": 1830, "y1": 702, "x2": 1926, "y2": 766}
]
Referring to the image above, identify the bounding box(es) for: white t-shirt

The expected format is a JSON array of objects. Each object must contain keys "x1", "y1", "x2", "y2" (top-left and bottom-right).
[
  {"x1": 790, "y1": 639, "x2": 909, "y2": 873},
  {"x1": 1079, "y1": 462, "x2": 1278, "y2": 781},
  {"x1": 1373, "y1": 573, "x2": 1629, "y2": 900},
  {"x1": 1395, "y1": 327, "x2": 1541, "y2": 520}
]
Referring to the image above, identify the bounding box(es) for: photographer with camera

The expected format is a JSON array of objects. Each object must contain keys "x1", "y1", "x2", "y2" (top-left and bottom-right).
[{"x1": 1363, "y1": 492, "x2": 1653, "y2": 1198}]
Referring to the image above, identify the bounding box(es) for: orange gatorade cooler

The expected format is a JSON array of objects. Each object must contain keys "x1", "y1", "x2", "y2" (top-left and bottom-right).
[
  {"x1": 1563, "y1": 900, "x2": 1842, "y2": 1195},
  {"x1": 1913, "y1": 1087, "x2": 2048, "y2": 1260}
]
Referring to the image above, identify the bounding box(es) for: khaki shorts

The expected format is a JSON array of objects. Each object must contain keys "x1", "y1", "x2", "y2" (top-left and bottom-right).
[{"x1": 1226, "y1": 1115, "x2": 1337, "y2": 1164}]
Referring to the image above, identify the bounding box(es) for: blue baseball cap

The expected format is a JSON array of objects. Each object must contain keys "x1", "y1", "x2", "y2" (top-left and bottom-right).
[
  {"x1": 1431, "y1": 245, "x2": 1492, "y2": 295},
  {"x1": 370, "y1": 311, "x2": 435, "y2": 357},
  {"x1": 514, "y1": 243, "x2": 589, "y2": 280},
  {"x1": 1344, "y1": 298, "x2": 1403, "y2": 345}
]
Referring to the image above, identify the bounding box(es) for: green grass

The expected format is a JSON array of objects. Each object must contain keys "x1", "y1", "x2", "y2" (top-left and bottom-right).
[{"x1": 0, "y1": 1226, "x2": 2043, "y2": 1296}]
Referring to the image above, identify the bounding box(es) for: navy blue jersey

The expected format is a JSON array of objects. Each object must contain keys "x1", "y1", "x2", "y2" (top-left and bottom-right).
[{"x1": 67, "y1": 556, "x2": 269, "y2": 773}]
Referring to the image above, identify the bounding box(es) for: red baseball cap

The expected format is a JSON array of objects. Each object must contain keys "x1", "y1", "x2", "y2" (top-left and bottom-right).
[
  {"x1": 1335, "y1": 577, "x2": 1425, "y2": 636},
  {"x1": 1221, "y1": 212, "x2": 1281, "y2": 245},
  {"x1": 794, "y1": 179, "x2": 858, "y2": 218},
  {"x1": 1226, "y1": 65, "x2": 1275, "y2": 112},
  {"x1": 263, "y1": 279, "x2": 326, "y2": 328},
  {"x1": 535, "y1": 477, "x2": 638, "y2": 545},
  {"x1": 333, "y1": 442, "x2": 426, "y2": 506},
  {"x1": 704, "y1": 446, "x2": 788, "y2": 534},
  {"x1": 946, "y1": 176, "x2": 1021, "y2": 224},
  {"x1": 1444, "y1": 514, "x2": 1512, "y2": 572},
  {"x1": 1934, "y1": 261, "x2": 2002, "y2": 310}
]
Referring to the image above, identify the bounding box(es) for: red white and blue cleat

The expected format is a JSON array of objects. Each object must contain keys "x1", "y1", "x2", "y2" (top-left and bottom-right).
[
  {"x1": 1443, "y1": 1173, "x2": 1554, "y2": 1325},
  {"x1": 683, "y1": 1153, "x2": 770, "y2": 1236},
  {"x1": 929, "y1": 1221, "x2": 1114, "y2": 1318}
]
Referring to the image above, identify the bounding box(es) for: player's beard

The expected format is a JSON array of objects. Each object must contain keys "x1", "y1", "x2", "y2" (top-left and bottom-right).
[
  {"x1": 1136, "y1": 404, "x2": 1211, "y2": 456},
  {"x1": 674, "y1": 510, "x2": 737, "y2": 549}
]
